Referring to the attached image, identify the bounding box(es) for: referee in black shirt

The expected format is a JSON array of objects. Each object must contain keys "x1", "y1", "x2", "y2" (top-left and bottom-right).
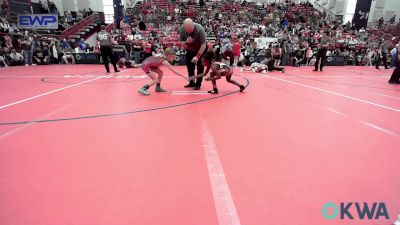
[{"x1": 96, "y1": 25, "x2": 120, "y2": 73}]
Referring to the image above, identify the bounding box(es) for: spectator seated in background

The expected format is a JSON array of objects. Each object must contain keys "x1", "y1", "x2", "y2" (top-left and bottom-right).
[
  {"x1": 0, "y1": 17, "x2": 10, "y2": 33},
  {"x1": 33, "y1": 47, "x2": 50, "y2": 65},
  {"x1": 9, "y1": 49, "x2": 24, "y2": 66},
  {"x1": 293, "y1": 51, "x2": 305, "y2": 67},
  {"x1": 73, "y1": 44, "x2": 81, "y2": 53},
  {"x1": 62, "y1": 38, "x2": 71, "y2": 49},
  {"x1": 86, "y1": 44, "x2": 94, "y2": 52},
  {"x1": 134, "y1": 31, "x2": 143, "y2": 41},
  {"x1": 62, "y1": 47, "x2": 75, "y2": 64},
  {"x1": 0, "y1": 46, "x2": 8, "y2": 67},
  {"x1": 127, "y1": 32, "x2": 134, "y2": 41},
  {"x1": 0, "y1": 54, "x2": 7, "y2": 66},
  {"x1": 2, "y1": 34, "x2": 13, "y2": 49},
  {"x1": 59, "y1": 18, "x2": 69, "y2": 31}
]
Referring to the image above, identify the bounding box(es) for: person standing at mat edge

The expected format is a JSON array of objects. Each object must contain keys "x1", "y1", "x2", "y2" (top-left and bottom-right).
[
  {"x1": 96, "y1": 25, "x2": 120, "y2": 73},
  {"x1": 313, "y1": 31, "x2": 331, "y2": 72},
  {"x1": 179, "y1": 18, "x2": 207, "y2": 90},
  {"x1": 388, "y1": 43, "x2": 400, "y2": 84}
]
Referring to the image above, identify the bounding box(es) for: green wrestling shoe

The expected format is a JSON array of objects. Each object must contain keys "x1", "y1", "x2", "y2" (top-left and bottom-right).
[
  {"x1": 138, "y1": 87, "x2": 150, "y2": 96},
  {"x1": 155, "y1": 86, "x2": 167, "y2": 92}
]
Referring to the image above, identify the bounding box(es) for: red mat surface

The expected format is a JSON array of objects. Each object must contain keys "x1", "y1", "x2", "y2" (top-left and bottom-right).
[{"x1": 0, "y1": 65, "x2": 399, "y2": 225}]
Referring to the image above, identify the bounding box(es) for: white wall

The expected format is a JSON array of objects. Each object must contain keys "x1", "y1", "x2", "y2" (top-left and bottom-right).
[
  {"x1": 65, "y1": 0, "x2": 78, "y2": 11},
  {"x1": 303, "y1": 0, "x2": 345, "y2": 17},
  {"x1": 300, "y1": 0, "x2": 353, "y2": 23},
  {"x1": 299, "y1": 0, "x2": 400, "y2": 24},
  {"x1": 369, "y1": 0, "x2": 400, "y2": 22},
  {"x1": 31, "y1": 0, "x2": 65, "y2": 15},
  {"x1": 50, "y1": 0, "x2": 104, "y2": 12},
  {"x1": 88, "y1": 0, "x2": 104, "y2": 12}
]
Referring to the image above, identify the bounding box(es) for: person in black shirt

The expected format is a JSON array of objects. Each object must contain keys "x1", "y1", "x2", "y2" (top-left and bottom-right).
[
  {"x1": 376, "y1": 42, "x2": 389, "y2": 69},
  {"x1": 33, "y1": 47, "x2": 50, "y2": 65},
  {"x1": 179, "y1": 18, "x2": 207, "y2": 90},
  {"x1": 266, "y1": 55, "x2": 285, "y2": 72},
  {"x1": 313, "y1": 31, "x2": 331, "y2": 72},
  {"x1": 139, "y1": 21, "x2": 146, "y2": 31},
  {"x1": 9, "y1": 49, "x2": 24, "y2": 66},
  {"x1": 96, "y1": 25, "x2": 119, "y2": 73},
  {"x1": 375, "y1": 48, "x2": 386, "y2": 70},
  {"x1": 293, "y1": 51, "x2": 305, "y2": 67},
  {"x1": 213, "y1": 40, "x2": 221, "y2": 61}
]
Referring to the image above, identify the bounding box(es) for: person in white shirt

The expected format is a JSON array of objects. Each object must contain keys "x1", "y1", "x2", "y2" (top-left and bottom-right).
[
  {"x1": 0, "y1": 55, "x2": 7, "y2": 66},
  {"x1": 133, "y1": 32, "x2": 142, "y2": 40},
  {"x1": 0, "y1": 48, "x2": 8, "y2": 67},
  {"x1": 127, "y1": 33, "x2": 134, "y2": 41},
  {"x1": 366, "y1": 48, "x2": 374, "y2": 66},
  {"x1": 0, "y1": 17, "x2": 10, "y2": 32},
  {"x1": 326, "y1": 50, "x2": 332, "y2": 56},
  {"x1": 62, "y1": 47, "x2": 75, "y2": 64},
  {"x1": 9, "y1": 49, "x2": 24, "y2": 66},
  {"x1": 306, "y1": 47, "x2": 313, "y2": 65},
  {"x1": 74, "y1": 45, "x2": 81, "y2": 53}
]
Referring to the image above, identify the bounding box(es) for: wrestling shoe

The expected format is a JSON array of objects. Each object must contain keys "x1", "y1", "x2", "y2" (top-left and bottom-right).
[
  {"x1": 208, "y1": 89, "x2": 219, "y2": 94},
  {"x1": 184, "y1": 83, "x2": 195, "y2": 88},
  {"x1": 138, "y1": 87, "x2": 150, "y2": 96},
  {"x1": 155, "y1": 86, "x2": 167, "y2": 92}
]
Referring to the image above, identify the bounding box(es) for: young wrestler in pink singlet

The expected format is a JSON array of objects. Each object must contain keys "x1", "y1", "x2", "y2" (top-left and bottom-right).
[{"x1": 138, "y1": 48, "x2": 188, "y2": 96}]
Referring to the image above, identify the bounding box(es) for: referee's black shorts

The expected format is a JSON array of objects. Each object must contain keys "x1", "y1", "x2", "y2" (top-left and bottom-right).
[{"x1": 100, "y1": 46, "x2": 115, "y2": 64}]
